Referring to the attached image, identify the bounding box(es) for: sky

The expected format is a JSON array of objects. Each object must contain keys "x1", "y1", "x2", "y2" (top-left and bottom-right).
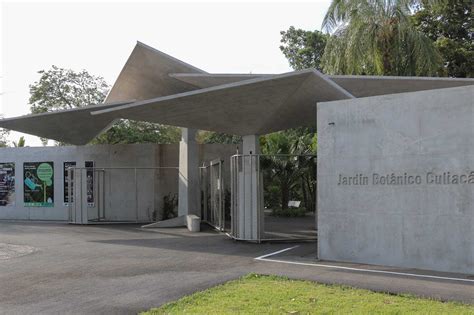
[{"x1": 1, "y1": 0, "x2": 331, "y2": 146}]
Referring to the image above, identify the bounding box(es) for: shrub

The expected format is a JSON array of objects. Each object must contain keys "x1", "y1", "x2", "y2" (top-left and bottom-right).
[{"x1": 271, "y1": 207, "x2": 307, "y2": 217}]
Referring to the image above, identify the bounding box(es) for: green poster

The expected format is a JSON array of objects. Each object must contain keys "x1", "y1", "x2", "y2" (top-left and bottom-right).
[{"x1": 24, "y1": 162, "x2": 54, "y2": 207}]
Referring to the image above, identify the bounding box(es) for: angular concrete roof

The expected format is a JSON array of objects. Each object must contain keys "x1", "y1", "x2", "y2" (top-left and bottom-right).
[
  {"x1": 105, "y1": 42, "x2": 206, "y2": 103},
  {"x1": 0, "y1": 101, "x2": 133, "y2": 145},
  {"x1": 170, "y1": 73, "x2": 474, "y2": 98},
  {"x1": 93, "y1": 70, "x2": 354, "y2": 135},
  {"x1": 1, "y1": 41, "x2": 474, "y2": 145}
]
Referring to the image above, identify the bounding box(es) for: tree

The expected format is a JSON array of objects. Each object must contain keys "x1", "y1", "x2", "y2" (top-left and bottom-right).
[
  {"x1": 260, "y1": 128, "x2": 317, "y2": 212},
  {"x1": 198, "y1": 131, "x2": 242, "y2": 145},
  {"x1": 321, "y1": 0, "x2": 443, "y2": 76},
  {"x1": 12, "y1": 136, "x2": 26, "y2": 147},
  {"x1": 413, "y1": 0, "x2": 473, "y2": 77},
  {"x1": 0, "y1": 128, "x2": 9, "y2": 148},
  {"x1": 29, "y1": 66, "x2": 109, "y2": 114},
  {"x1": 280, "y1": 26, "x2": 328, "y2": 70},
  {"x1": 29, "y1": 66, "x2": 181, "y2": 145},
  {"x1": 92, "y1": 121, "x2": 180, "y2": 145}
]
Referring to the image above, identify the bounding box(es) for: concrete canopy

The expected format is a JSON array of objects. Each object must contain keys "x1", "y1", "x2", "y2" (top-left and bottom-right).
[
  {"x1": 105, "y1": 42, "x2": 206, "y2": 103},
  {"x1": 169, "y1": 73, "x2": 474, "y2": 98},
  {"x1": 2, "y1": 41, "x2": 474, "y2": 144},
  {"x1": 92, "y1": 70, "x2": 354, "y2": 135},
  {"x1": 0, "y1": 101, "x2": 133, "y2": 145}
]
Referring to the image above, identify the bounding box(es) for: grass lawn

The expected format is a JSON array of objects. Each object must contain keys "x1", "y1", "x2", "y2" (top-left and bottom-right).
[{"x1": 142, "y1": 274, "x2": 474, "y2": 315}]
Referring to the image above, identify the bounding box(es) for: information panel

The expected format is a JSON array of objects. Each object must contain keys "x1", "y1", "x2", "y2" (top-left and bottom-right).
[
  {"x1": 63, "y1": 162, "x2": 76, "y2": 204},
  {"x1": 0, "y1": 163, "x2": 15, "y2": 206},
  {"x1": 85, "y1": 161, "x2": 94, "y2": 207},
  {"x1": 24, "y1": 162, "x2": 54, "y2": 207}
]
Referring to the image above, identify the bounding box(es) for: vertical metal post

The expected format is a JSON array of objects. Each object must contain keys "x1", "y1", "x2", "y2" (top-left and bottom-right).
[
  {"x1": 203, "y1": 166, "x2": 208, "y2": 222},
  {"x1": 230, "y1": 157, "x2": 234, "y2": 237},
  {"x1": 102, "y1": 169, "x2": 106, "y2": 220},
  {"x1": 97, "y1": 170, "x2": 101, "y2": 222},
  {"x1": 257, "y1": 154, "x2": 261, "y2": 243},
  {"x1": 135, "y1": 168, "x2": 138, "y2": 222},
  {"x1": 80, "y1": 169, "x2": 83, "y2": 224},
  {"x1": 68, "y1": 168, "x2": 72, "y2": 223},
  {"x1": 219, "y1": 160, "x2": 224, "y2": 231}
]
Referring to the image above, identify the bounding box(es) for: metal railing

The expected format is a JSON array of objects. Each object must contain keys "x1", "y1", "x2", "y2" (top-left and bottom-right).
[
  {"x1": 230, "y1": 154, "x2": 317, "y2": 242},
  {"x1": 200, "y1": 159, "x2": 225, "y2": 231}
]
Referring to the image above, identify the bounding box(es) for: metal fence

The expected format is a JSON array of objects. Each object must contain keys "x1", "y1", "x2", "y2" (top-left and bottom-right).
[
  {"x1": 200, "y1": 159, "x2": 225, "y2": 231},
  {"x1": 67, "y1": 167, "x2": 179, "y2": 224},
  {"x1": 230, "y1": 154, "x2": 317, "y2": 242}
]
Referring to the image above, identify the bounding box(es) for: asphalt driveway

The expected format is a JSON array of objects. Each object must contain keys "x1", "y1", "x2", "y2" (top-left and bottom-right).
[{"x1": 0, "y1": 222, "x2": 472, "y2": 314}]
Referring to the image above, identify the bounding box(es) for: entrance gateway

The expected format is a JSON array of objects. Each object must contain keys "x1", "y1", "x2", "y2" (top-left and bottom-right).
[{"x1": 0, "y1": 42, "x2": 473, "y2": 274}]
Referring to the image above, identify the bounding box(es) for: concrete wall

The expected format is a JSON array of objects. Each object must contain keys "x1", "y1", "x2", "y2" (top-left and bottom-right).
[
  {"x1": 0, "y1": 143, "x2": 237, "y2": 222},
  {"x1": 317, "y1": 86, "x2": 474, "y2": 274}
]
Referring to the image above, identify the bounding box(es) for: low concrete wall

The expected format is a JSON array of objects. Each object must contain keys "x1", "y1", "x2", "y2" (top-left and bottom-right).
[
  {"x1": 0, "y1": 143, "x2": 236, "y2": 222},
  {"x1": 317, "y1": 86, "x2": 474, "y2": 274}
]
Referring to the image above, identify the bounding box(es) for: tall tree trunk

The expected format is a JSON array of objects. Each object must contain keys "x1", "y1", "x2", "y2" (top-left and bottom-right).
[
  {"x1": 302, "y1": 176, "x2": 308, "y2": 210},
  {"x1": 281, "y1": 181, "x2": 290, "y2": 209}
]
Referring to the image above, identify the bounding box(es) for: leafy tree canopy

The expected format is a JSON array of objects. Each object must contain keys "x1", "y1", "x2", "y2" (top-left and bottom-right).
[
  {"x1": 29, "y1": 66, "x2": 109, "y2": 114},
  {"x1": 413, "y1": 0, "x2": 473, "y2": 77},
  {"x1": 28, "y1": 66, "x2": 181, "y2": 145},
  {"x1": 0, "y1": 127, "x2": 9, "y2": 148},
  {"x1": 321, "y1": 0, "x2": 443, "y2": 76},
  {"x1": 12, "y1": 136, "x2": 26, "y2": 147},
  {"x1": 198, "y1": 131, "x2": 242, "y2": 145},
  {"x1": 92, "y1": 121, "x2": 181, "y2": 145},
  {"x1": 279, "y1": 26, "x2": 328, "y2": 70}
]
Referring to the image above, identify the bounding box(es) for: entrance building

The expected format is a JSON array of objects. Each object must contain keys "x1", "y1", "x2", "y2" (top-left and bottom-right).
[{"x1": 1, "y1": 42, "x2": 473, "y2": 274}]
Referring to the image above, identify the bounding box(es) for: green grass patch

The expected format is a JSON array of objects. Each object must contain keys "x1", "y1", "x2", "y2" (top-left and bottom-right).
[{"x1": 141, "y1": 274, "x2": 474, "y2": 314}]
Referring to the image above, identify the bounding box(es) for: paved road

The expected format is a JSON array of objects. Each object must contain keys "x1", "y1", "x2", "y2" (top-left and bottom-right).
[{"x1": 0, "y1": 222, "x2": 472, "y2": 314}]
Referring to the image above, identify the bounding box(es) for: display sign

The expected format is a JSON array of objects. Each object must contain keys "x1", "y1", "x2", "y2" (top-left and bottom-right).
[
  {"x1": 85, "y1": 161, "x2": 94, "y2": 206},
  {"x1": 0, "y1": 163, "x2": 15, "y2": 206},
  {"x1": 24, "y1": 162, "x2": 54, "y2": 207},
  {"x1": 63, "y1": 162, "x2": 76, "y2": 204}
]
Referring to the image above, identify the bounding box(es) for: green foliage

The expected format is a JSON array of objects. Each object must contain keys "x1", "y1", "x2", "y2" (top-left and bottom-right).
[
  {"x1": 321, "y1": 0, "x2": 443, "y2": 76},
  {"x1": 0, "y1": 126, "x2": 9, "y2": 148},
  {"x1": 29, "y1": 65, "x2": 109, "y2": 114},
  {"x1": 12, "y1": 136, "x2": 26, "y2": 147},
  {"x1": 92, "y1": 121, "x2": 181, "y2": 145},
  {"x1": 271, "y1": 207, "x2": 308, "y2": 217},
  {"x1": 260, "y1": 128, "x2": 317, "y2": 212},
  {"x1": 142, "y1": 274, "x2": 474, "y2": 314},
  {"x1": 198, "y1": 131, "x2": 242, "y2": 145},
  {"x1": 160, "y1": 193, "x2": 178, "y2": 221},
  {"x1": 28, "y1": 66, "x2": 181, "y2": 145},
  {"x1": 413, "y1": 0, "x2": 473, "y2": 77},
  {"x1": 279, "y1": 26, "x2": 328, "y2": 70}
]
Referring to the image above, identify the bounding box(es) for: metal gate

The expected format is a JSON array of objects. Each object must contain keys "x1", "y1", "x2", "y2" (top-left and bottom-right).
[
  {"x1": 67, "y1": 167, "x2": 178, "y2": 224},
  {"x1": 67, "y1": 167, "x2": 106, "y2": 224},
  {"x1": 200, "y1": 159, "x2": 225, "y2": 231},
  {"x1": 230, "y1": 154, "x2": 317, "y2": 242}
]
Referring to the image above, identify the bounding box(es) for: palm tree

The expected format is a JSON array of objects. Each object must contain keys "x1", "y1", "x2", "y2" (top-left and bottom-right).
[
  {"x1": 13, "y1": 136, "x2": 26, "y2": 147},
  {"x1": 260, "y1": 129, "x2": 317, "y2": 212},
  {"x1": 321, "y1": 0, "x2": 443, "y2": 76}
]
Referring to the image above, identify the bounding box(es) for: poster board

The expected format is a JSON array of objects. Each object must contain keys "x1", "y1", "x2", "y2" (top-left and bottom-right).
[
  {"x1": 0, "y1": 163, "x2": 15, "y2": 206},
  {"x1": 85, "y1": 161, "x2": 94, "y2": 207},
  {"x1": 24, "y1": 162, "x2": 54, "y2": 207},
  {"x1": 63, "y1": 162, "x2": 76, "y2": 204}
]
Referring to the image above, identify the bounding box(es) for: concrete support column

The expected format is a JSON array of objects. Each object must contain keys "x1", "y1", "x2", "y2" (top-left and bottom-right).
[
  {"x1": 238, "y1": 135, "x2": 264, "y2": 240},
  {"x1": 178, "y1": 128, "x2": 200, "y2": 217},
  {"x1": 242, "y1": 135, "x2": 260, "y2": 155}
]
